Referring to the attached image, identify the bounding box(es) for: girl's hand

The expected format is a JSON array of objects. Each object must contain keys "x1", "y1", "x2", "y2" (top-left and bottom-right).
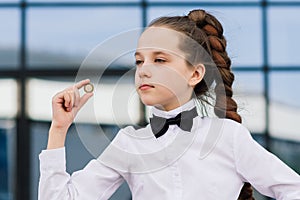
[
  {"x1": 51, "y1": 79, "x2": 93, "y2": 130},
  {"x1": 47, "y1": 79, "x2": 93, "y2": 149}
]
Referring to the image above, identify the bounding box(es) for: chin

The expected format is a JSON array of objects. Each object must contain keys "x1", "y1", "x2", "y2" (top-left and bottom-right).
[
  {"x1": 139, "y1": 96, "x2": 158, "y2": 107},
  {"x1": 140, "y1": 99, "x2": 155, "y2": 107}
]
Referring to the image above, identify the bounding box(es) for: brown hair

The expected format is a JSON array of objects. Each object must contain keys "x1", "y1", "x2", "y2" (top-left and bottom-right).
[{"x1": 149, "y1": 9, "x2": 254, "y2": 200}]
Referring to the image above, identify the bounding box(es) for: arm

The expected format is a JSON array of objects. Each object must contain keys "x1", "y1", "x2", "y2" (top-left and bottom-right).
[
  {"x1": 39, "y1": 80, "x2": 124, "y2": 200},
  {"x1": 234, "y1": 124, "x2": 300, "y2": 199},
  {"x1": 38, "y1": 148, "x2": 124, "y2": 200},
  {"x1": 47, "y1": 79, "x2": 93, "y2": 149}
]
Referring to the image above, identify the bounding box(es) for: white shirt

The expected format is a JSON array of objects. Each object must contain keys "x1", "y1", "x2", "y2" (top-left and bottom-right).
[{"x1": 39, "y1": 100, "x2": 300, "y2": 200}]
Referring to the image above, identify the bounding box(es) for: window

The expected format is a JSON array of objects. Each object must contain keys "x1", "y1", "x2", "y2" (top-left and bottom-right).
[
  {"x1": 1, "y1": 1, "x2": 300, "y2": 200},
  {"x1": 148, "y1": 6, "x2": 263, "y2": 67},
  {"x1": 268, "y1": 7, "x2": 300, "y2": 67},
  {"x1": 0, "y1": 9, "x2": 19, "y2": 68},
  {"x1": 27, "y1": 7, "x2": 141, "y2": 68}
]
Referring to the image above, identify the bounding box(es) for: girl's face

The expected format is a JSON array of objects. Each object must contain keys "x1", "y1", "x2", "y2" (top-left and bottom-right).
[{"x1": 135, "y1": 27, "x2": 201, "y2": 111}]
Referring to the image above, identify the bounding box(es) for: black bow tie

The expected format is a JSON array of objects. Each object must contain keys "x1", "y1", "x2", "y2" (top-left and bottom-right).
[{"x1": 150, "y1": 107, "x2": 198, "y2": 138}]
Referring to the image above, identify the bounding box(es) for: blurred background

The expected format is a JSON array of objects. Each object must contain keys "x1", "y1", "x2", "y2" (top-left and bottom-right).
[{"x1": 1, "y1": 0, "x2": 300, "y2": 200}]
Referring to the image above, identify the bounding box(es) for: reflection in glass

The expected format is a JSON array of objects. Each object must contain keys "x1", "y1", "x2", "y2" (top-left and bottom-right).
[
  {"x1": 0, "y1": 9, "x2": 19, "y2": 68},
  {"x1": 269, "y1": 72, "x2": 300, "y2": 177},
  {"x1": 27, "y1": 7, "x2": 141, "y2": 68},
  {"x1": 27, "y1": 0, "x2": 139, "y2": 2},
  {"x1": 233, "y1": 72, "x2": 265, "y2": 133},
  {"x1": 268, "y1": 0, "x2": 300, "y2": 1},
  {"x1": 26, "y1": 78, "x2": 141, "y2": 125},
  {"x1": 147, "y1": 0, "x2": 260, "y2": 2},
  {"x1": 0, "y1": 0, "x2": 19, "y2": 3},
  {"x1": 268, "y1": 7, "x2": 300, "y2": 66},
  {"x1": 147, "y1": 6, "x2": 262, "y2": 67},
  {"x1": 269, "y1": 72, "x2": 300, "y2": 141},
  {"x1": 0, "y1": 79, "x2": 18, "y2": 118}
]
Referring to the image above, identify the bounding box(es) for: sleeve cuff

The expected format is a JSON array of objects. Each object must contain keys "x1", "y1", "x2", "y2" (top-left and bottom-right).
[{"x1": 39, "y1": 147, "x2": 66, "y2": 172}]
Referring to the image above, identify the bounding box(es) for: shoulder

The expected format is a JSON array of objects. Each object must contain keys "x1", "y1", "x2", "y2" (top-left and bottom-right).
[
  {"x1": 209, "y1": 118, "x2": 254, "y2": 149},
  {"x1": 200, "y1": 117, "x2": 247, "y2": 131},
  {"x1": 112, "y1": 124, "x2": 153, "y2": 144},
  {"x1": 198, "y1": 117, "x2": 253, "y2": 157},
  {"x1": 119, "y1": 124, "x2": 152, "y2": 137},
  {"x1": 199, "y1": 117, "x2": 251, "y2": 143}
]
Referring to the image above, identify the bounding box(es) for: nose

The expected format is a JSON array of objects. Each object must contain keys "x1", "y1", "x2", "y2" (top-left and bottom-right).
[{"x1": 137, "y1": 62, "x2": 152, "y2": 78}]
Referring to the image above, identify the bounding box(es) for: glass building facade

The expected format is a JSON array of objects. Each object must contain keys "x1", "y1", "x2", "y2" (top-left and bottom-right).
[{"x1": 1, "y1": 1, "x2": 300, "y2": 200}]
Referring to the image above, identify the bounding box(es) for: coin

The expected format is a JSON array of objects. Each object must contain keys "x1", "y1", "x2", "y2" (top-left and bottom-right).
[{"x1": 84, "y1": 83, "x2": 94, "y2": 93}]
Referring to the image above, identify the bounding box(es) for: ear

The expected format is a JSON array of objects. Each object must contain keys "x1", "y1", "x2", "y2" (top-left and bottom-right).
[{"x1": 188, "y1": 64, "x2": 205, "y2": 87}]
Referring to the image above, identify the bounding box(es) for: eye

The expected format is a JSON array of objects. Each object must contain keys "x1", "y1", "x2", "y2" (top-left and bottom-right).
[
  {"x1": 154, "y1": 58, "x2": 166, "y2": 63},
  {"x1": 135, "y1": 59, "x2": 144, "y2": 66}
]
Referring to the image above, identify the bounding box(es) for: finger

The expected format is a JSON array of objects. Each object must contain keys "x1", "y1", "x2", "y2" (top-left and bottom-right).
[
  {"x1": 64, "y1": 91, "x2": 74, "y2": 112},
  {"x1": 73, "y1": 86, "x2": 81, "y2": 107},
  {"x1": 52, "y1": 90, "x2": 65, "y2": 104},
  {"x1": 63, "y1": 91, "x2": 71, "y2": 109},
  {"x1": 74, "y1": 79, "x2": 90, "y2": 90}
]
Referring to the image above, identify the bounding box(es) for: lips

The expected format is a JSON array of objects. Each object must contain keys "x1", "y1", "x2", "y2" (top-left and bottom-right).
[{"x1": 139, "y1": 84, "x2": 154, "y2": 91}]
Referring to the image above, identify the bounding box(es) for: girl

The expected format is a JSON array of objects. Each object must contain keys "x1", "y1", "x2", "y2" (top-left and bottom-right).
[{"x1": 39, "y1": 9, "x2": 300, "y2": 199}]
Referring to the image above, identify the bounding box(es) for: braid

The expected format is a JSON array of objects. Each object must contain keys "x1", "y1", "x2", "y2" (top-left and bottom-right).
[
  {"x1": 188, "y1": 9, "x2": 254, "y2": 200},
  {"x1": 149, "y1": 9, "x2": 255, "y2": 200}
]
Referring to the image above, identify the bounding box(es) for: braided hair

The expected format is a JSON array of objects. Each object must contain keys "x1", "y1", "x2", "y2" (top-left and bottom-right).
[{"x1": 148, "y1": 9, "x2": 254, "y2": 200}]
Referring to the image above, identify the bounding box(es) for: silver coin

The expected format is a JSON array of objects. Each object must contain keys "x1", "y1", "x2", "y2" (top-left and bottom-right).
[{"x1": 84, "y1": 83, "x2": 94, "y2": 93}]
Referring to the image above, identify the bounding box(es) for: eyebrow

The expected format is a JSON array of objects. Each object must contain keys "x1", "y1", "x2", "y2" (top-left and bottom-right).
[
  {"x1": 134, "y1": 51, "x2": 141, "y2": 57},
  {"x1": 134, "y1": 51, "x2": 171, "y2": 57}
]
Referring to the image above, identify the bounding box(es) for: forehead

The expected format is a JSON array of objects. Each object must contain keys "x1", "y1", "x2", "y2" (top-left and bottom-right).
[{"x1": 137, "y1": 27, "x2": 184, "y2": 56}]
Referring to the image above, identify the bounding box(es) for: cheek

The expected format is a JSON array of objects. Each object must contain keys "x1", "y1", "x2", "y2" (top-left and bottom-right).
[
  {"x1": 152, "y1": 66, "x2": 189, "y2": 92},
  {"x1": 134, "y1": 69, "x2": 140, "y2": 86}
]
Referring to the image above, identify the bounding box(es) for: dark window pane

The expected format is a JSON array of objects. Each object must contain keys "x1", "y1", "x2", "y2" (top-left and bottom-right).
[
  {"x1": 269, "y1": 139, "x2": 300, "y2": 174},
  {"x1": 148, "y1": 7, "x2": 262, "y2": 67},
  {"x1": 0, "y1": 121, "x2": 16, "y2": 200},
  {"x1": 268, "y1": 7, "x2": 300, "y2": 66},
  {"x1": 27, "y1": 7, "x2": 141, "y2": 68},
  {"x1": 270, "y1": 72, "x2": 300, "y2": 141},
  {"x1": 0, "y1": 9, "x2": 19, "y2": 68}
]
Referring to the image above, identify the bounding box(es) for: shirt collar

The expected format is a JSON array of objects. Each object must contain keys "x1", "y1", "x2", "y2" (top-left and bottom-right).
[{"x1": 150, "y1": 99, "x2": 197, "y2": 119}]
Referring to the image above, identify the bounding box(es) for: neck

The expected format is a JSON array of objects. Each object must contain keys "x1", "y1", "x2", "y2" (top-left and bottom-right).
[
  {"x1": 154, "y1": 98, "x2": 193, "y2": 112},
  {"x1": 151, "y1": 99, "x2": 197, "y2": 118}
]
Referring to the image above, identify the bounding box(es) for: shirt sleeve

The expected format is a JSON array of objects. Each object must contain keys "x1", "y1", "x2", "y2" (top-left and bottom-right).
[
  {"x1": 38, "y1": 147, "x2": 124, "y2": 200},
  {"x1": 234, "y1": 124, "x2": 300, "y2": 199}
]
